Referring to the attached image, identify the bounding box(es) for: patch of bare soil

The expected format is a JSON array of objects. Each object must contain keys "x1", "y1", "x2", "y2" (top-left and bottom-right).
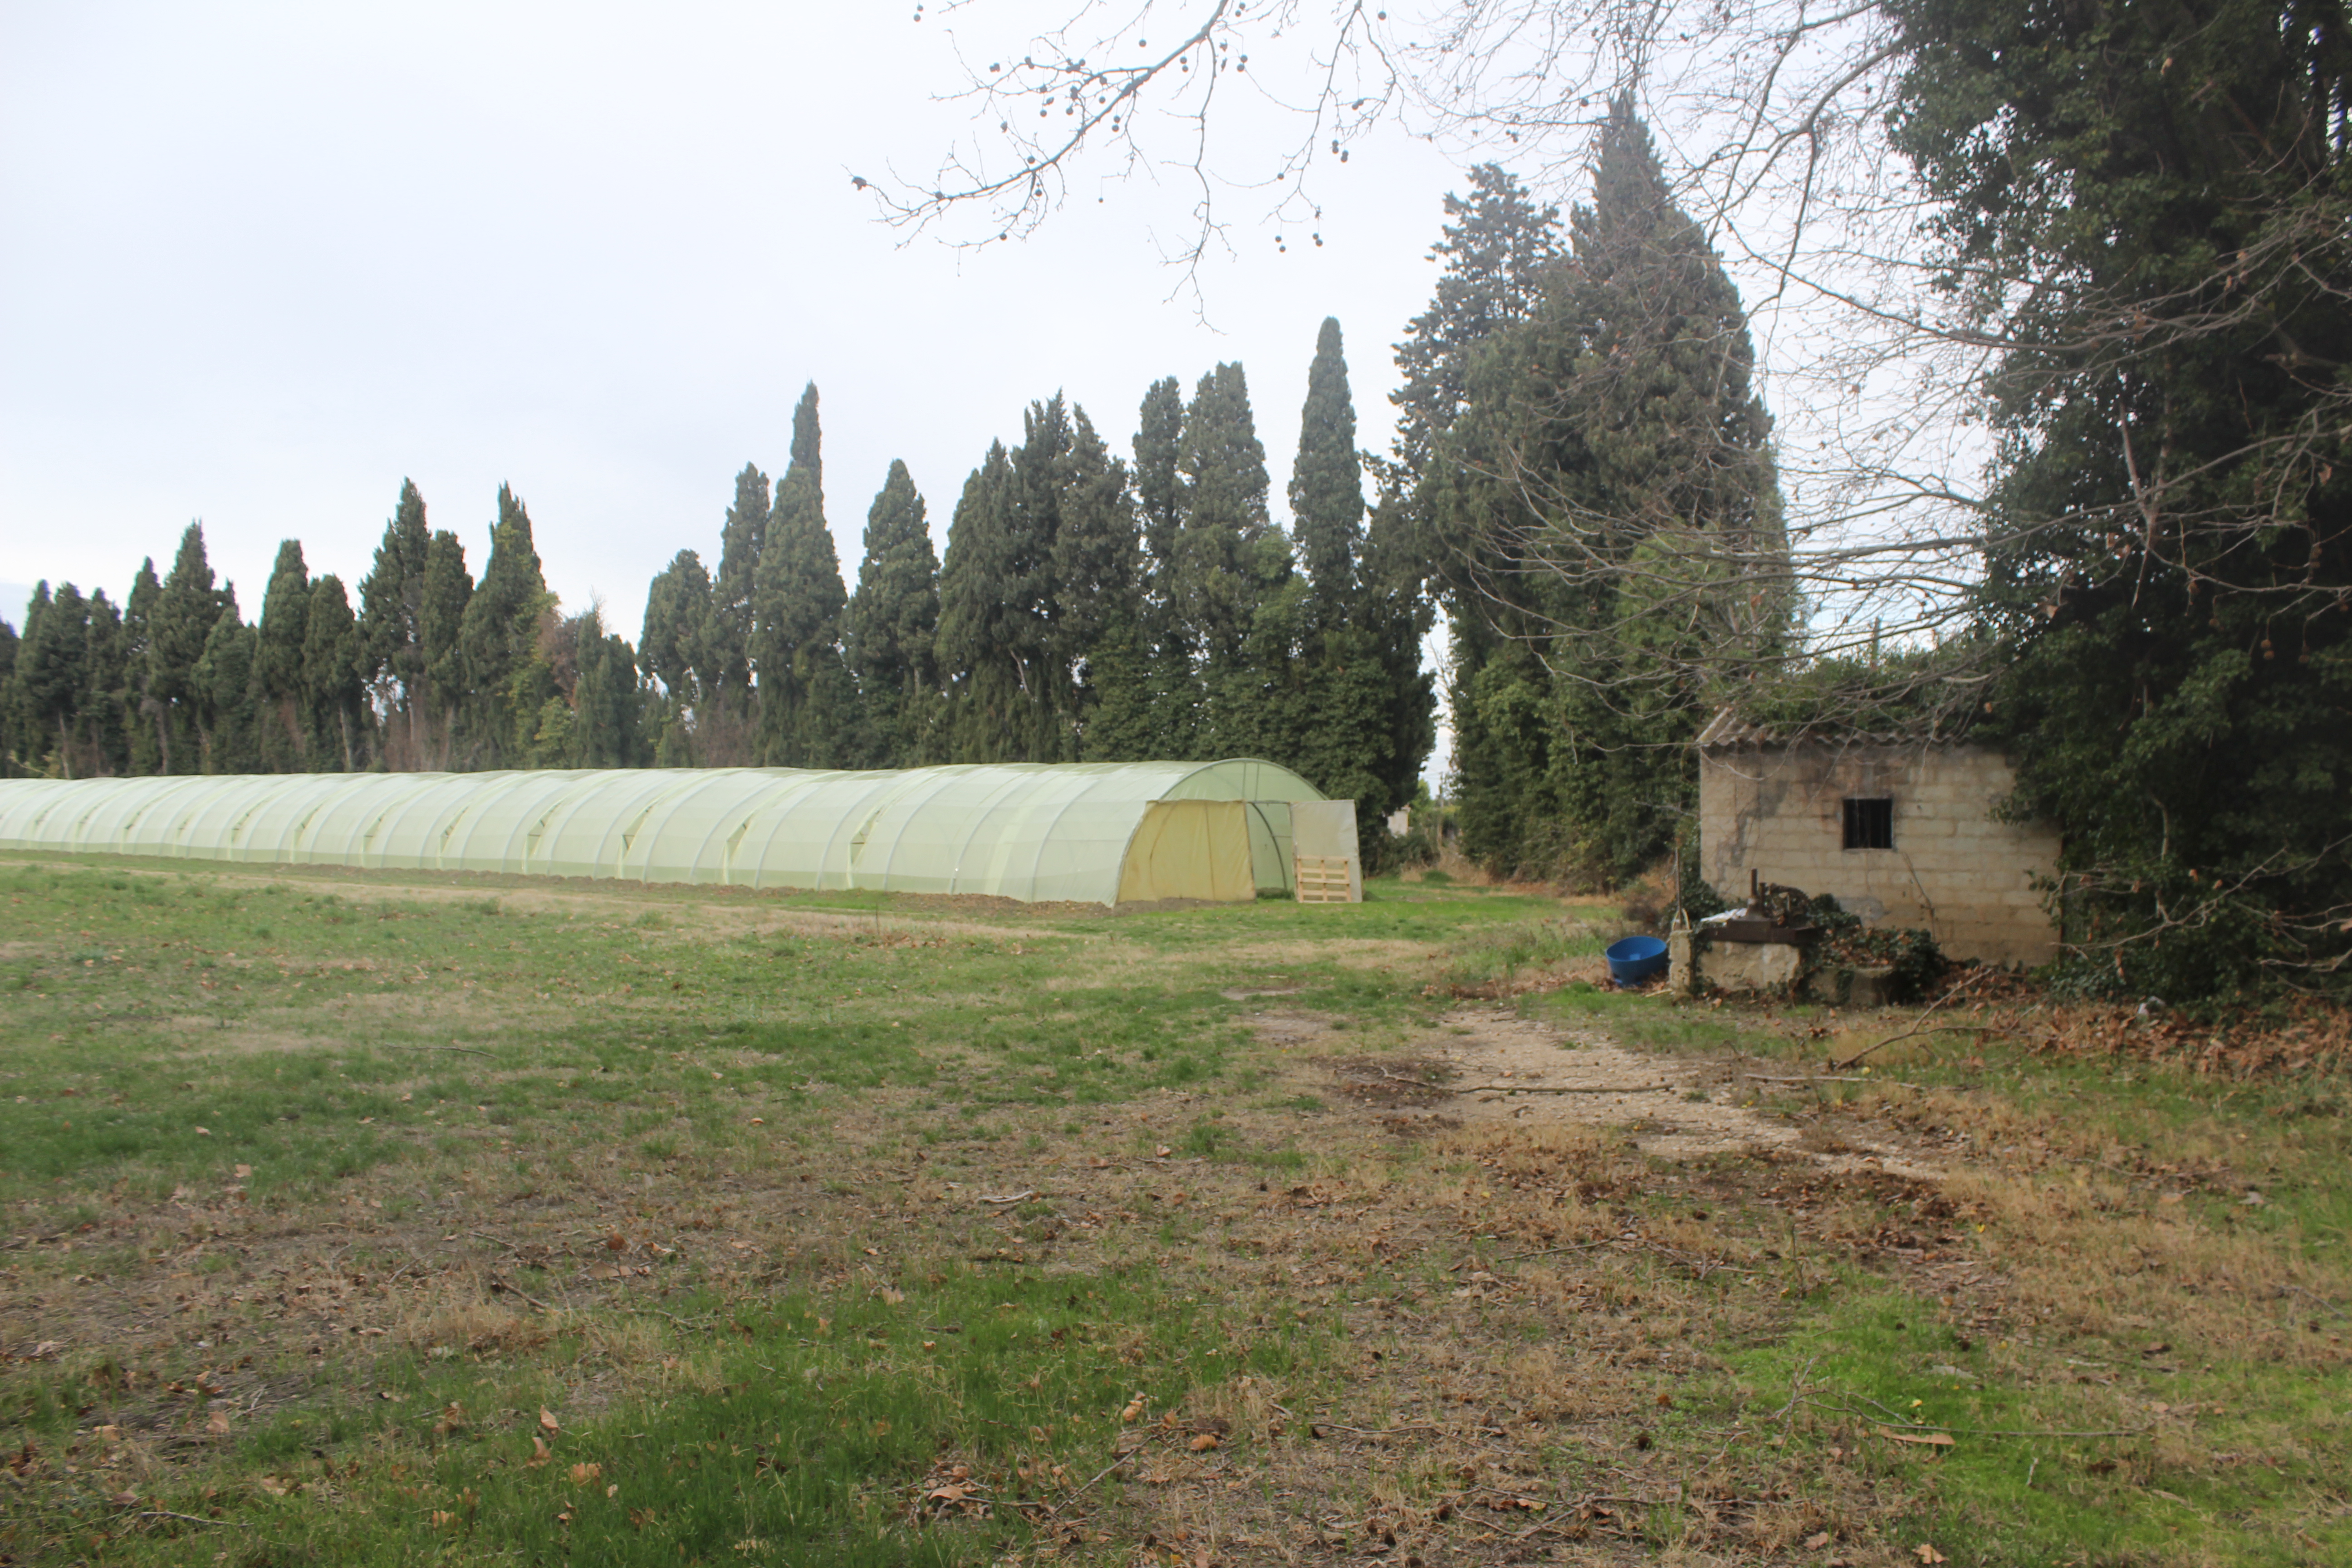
[{"x1": 1349, "y1": 1007, "x2": 1949, "y2": 1181}]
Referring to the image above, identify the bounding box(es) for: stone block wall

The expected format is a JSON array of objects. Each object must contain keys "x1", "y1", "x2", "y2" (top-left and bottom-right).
[{"x1": 1698, "y1": 740, "x2": 2063, "y2": 967}]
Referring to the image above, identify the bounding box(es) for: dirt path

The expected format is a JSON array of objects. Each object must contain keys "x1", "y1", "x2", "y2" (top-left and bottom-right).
[{"x1": 1326, "y1": 1004, "x2": 1949, "y2": 1181}]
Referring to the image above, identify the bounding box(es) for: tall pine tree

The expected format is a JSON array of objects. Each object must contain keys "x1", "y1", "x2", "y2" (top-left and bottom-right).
[
  {"x1": 77, "y1": 591, "x2": 131, "y2": 775},
  {"x1": 845, "y1": 460, "x2": 941, "y2": 768},
  {"x1": 707, "y1": 462, "x2": 770, "y2": 760},
  {"x1": 1089, "y1": 378, "x2": 1198, "y2": 760},
  {"x1": 358, "y1": 480, "x2": 434, "y2": 768},
  {"x1": 753, "y1": 415, "x2": 853, "y2": 769},
  {"x1": 193, "y1": 595, "x2": 260, "y2": 774},
  {"x1": 641, "y1": 550, "x2": 715, "y2": 764},
  {"x1": 253, "y1": 540, "x2": 313, "y2": 771},
  {"x1": 147, "y1": 524, "x2": 231, "y2": 774},
  {"x1": 1281, "y1": 318, "x2": 1433, "y2": 857},
  {"x1": 417, "y1": 530, "x2": 473, "y2": 769},
  {"x1": 121, "y1": 559, "x2": 162, "y2": 775},
  {"x1": 1048, "y1": 407, "x2": 1142, "y2": 755},
  {"x1": 15, "y1": 583, "x2": 86, "y2": 776},
  {"x1": 935, "y1": 441, "x2": 1041, "y2": 762},
  {"x1": 1430, "y1": 107, "x2": 1782, "y2": 882},
  {"x1": 303, "y1": 575, "x2": 366, "y2": 771},
  {"x1": 457, "y1": 486, "x2": 550, "y2": 769}
]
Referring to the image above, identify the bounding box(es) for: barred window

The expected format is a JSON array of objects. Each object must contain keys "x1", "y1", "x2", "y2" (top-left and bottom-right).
[{"x1": 1843, "y1": 798, "x2": 1894, "y2": 850}]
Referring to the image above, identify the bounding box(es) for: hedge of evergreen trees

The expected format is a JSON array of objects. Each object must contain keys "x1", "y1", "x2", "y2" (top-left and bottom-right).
[
  {"x1": 0, "y1": 325, "x2": 1441, "y2": 866},
  {"x1": 1, "y1": 109, "x2": 1785, "y2": 885}
]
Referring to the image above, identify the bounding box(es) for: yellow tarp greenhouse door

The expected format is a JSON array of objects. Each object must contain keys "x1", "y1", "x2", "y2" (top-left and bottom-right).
[{"x1": 1115, "y1": 799, "x2": 1255, "y2": 904}]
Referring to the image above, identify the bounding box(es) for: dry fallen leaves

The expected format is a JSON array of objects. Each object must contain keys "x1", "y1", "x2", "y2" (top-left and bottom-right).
[
  {"x1": 1805, "y1": 1531, "x2": 1833, "y2": 1550},
  {"x1": 1877, "y1": 1427, "x2": 1956, "y2": 1449},
  {"x1": 1915, "y1": 1548, "x2": 1948, "y2": 1565},
  {"x1": 540, "y1": 1407, "x2": 562, "y2": 1433},
  {"x1": 568, "y1": 1462, "x2": 603, "y2": 1485},
  {"x1": 205, "y1": 1410, "x2": 230, "y2": 1436}
]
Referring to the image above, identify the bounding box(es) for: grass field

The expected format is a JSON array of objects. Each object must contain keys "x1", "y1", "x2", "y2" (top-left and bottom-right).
[{"x1": 2, "y1": 853, "x2": 2347, "y2": 1567}]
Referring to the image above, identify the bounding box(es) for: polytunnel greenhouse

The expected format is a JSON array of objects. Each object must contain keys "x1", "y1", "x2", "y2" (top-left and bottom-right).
[{"x1": 0, "y1": 760, "x2": 1361, "y2": 906}]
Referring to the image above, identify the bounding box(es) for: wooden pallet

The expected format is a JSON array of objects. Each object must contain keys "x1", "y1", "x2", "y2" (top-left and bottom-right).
[{"x1": 1294, "y1": 854, "x2": 1354, "y2": 903}]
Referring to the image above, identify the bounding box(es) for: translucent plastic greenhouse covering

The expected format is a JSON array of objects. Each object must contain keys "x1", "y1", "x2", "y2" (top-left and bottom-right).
[{"x1": 0, "y1": 761, "x2": 1343, "y2": 906}]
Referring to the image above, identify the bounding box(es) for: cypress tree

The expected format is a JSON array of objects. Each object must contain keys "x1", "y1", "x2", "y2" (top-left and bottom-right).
[
  {"x1": 1133, "y1": 377, "x2": 1185, "y2": 586},
  {"x1": 17, "y1": 583, "x2": 87, "y2": 776},
  {"x1": 193, "y1": 596, "x2": 260, "y2": 774},
  {"x1": 1546, "y1": 99, "x2": 1782, "y2": 882},
  {"x1": 73, "y1": 591, "x2": 129, "y2": 775},
  {"x1": 1171, "y1": 363, "x2": 1276, "y2": 670},
  {"x1": 0, "y1": 611, "x2": 16, "y2": 776},
  {"x1": 1392, "y1": 164, "x2": 1563, "y2": 483},
  {"x1": 936, "y1": 397, "x2": 1126, "y2": 763},
  {"x1": 935, "y1": 442, "x2": 1036, "y2": 762},
  {"x1": 560, "y1": 606, "x2": 647, "y2": 769},
  {"x1": 417, "y1": 530, "x2": 473, "y2": 768},
  {"x1": 752, "y1": 464, "x2": 851, "y2": 768},
  {"x1": 5, "y1": 586, "x2": 45, "y2": 774},
  {"x1": 641, "y1": 549, "x2": 715, "y2": 763},
  {"x1": 358, "y1": 480, "x2": 434, "y2": 767},
  {"x1": 148, "y1": 524, "x2": 230, "y2": 774},
  {"x1": 303, "y1": 575, "x2": 366, "y2": 771},
  {"x1": 1171, "y1": 363, "x2": 1287, "y2": 755},
  {"x1": 708, "y1": 462, "x2": 770, "y2": 747},
  {"x1": 845, "y1": 460, "x2": 941, "y2": 768},
  {"x1": 1049, "y1": 407, "x2": 1142, "y2": 755},
  {"x1": 253, "y1": 540, "x2": 312, "y2": 770},
  {"x1": 457, "y1": 486, "x2": 550, "y2": 768},
  {"x1": 1429, "y1": 103, "x2": 1782, "y2": 882},
  {"x1": 789, "y1": 382, "x2": 824, "y2": 519},
  {"x1": 1088, "y1": 379, "x2": 1199, "y2": 760},
  {"x1": 122, "y1": 559, "x2": 162, "y2": 775},
  {"x1": 1293, "y1": 318, "x2": 1363, "y2": 596},
  {"x1": 642, "y1": 551, "x2": 714, "y2": 702},
  {"x1": 1273, "y1": 317, "x2": 1435, "y2": 855}
]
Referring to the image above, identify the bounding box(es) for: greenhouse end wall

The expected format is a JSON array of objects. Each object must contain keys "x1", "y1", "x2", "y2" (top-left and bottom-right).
[{"x1": 0, "y1": 761, "x2": 1328, "y2": 908}]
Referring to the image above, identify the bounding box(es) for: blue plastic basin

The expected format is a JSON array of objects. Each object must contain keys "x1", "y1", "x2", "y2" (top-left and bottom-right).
[{"x1": 1604, "y1": 934, "x2": 1671, "y2": 987}]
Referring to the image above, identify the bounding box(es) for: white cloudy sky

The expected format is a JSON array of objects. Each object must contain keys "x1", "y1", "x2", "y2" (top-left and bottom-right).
[{"x1": 1, "y1": 3, "x2": 1474, "y2": 647}]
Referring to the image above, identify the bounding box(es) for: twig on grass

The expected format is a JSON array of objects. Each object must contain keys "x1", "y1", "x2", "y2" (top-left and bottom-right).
[
  {"x1": 1311, "y1": 1420, "x2": 1443, "y2": 1438},
  {"x1": 382, "y1": 1044, "x2": 492, "y2": 1058},
  {"x1": 1771, "y1": 1356, "x2": 1823, "y2": 1423},
  {"x1": 1831, "y1": 978, "x2": 1989, "y2": 1070},
  {"x1": 1458, "y1": 1083, "x2": 1676, "y2": 1094},
  {"x1": 130, "y1": 1509, "x2": 241, "y2": 1529},
  {"x1": 977, "y1": 1191, "x2": 1037, "y2": 1205},
  {"x1": 1495, "y1": 1240, "x2": 1610, "y2": 1263},
  {"x1": 622, "y1": 1306, "x2": 714, "y2": 1329},
  {"x1": 488, "y1": 1274, "x2": 555, "y2": 1313},
  {"x1": 468, "y1": 1229, "x2": 527, "y2": 1254},
  {"x1": 1044, "y1": 1455, "x2": 1127, "y2": 1516},
  {"x1": 1807, "y1": 1398, "x2": 2149, "y2": 1438},
  {"x1": 1508, "y1": 1496, "x2": 1658, "y2": 1541},
  {"x1": 1743, "y1": 1073, "x2": 1924, "y2": 1088}
]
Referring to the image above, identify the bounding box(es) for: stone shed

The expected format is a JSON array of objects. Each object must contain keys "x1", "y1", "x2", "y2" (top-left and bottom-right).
[{"x1": 1695, "y1": 711, "x2": 2063, "y2": 967}]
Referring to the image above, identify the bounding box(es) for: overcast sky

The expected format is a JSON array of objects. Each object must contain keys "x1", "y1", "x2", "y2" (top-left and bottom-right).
[{"x1": 1, "y1": 4, "x2": 1474, "y2": 656}]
